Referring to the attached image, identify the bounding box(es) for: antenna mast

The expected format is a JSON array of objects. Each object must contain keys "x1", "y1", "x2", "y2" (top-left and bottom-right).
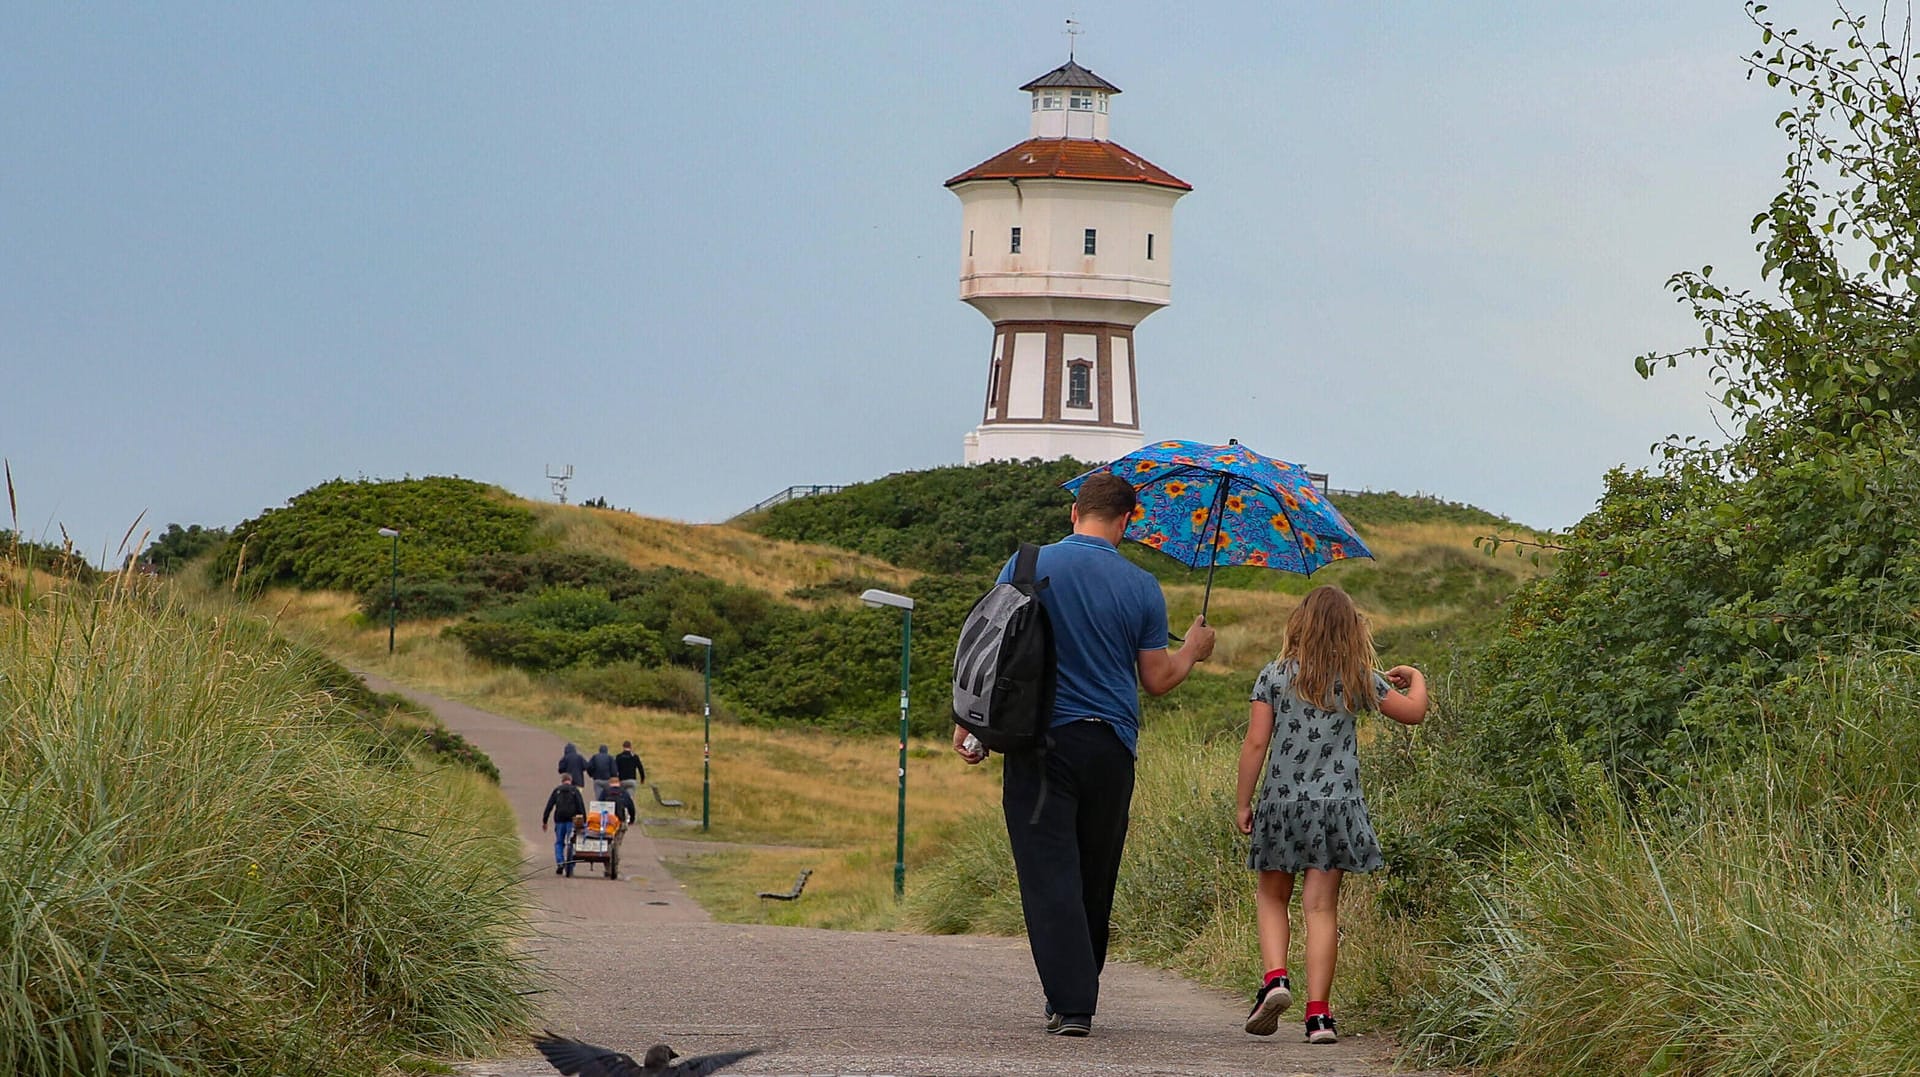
[
  {"x1": 1065, "y1": 16, "x2": 1082, "y2": 60},
  {"x1": 545, "y1": 464, "x2": 574, "y2": 504}
]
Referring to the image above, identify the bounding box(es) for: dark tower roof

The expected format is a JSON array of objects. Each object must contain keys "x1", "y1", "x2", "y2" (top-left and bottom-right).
[{"x1": 1019, "y1": 60, "x2": 1121, "y2": 94}]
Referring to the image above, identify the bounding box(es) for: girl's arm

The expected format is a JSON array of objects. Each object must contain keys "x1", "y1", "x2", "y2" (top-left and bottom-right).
[
  {"x1": 1235, "y1": 701, "x2": 1276, "y2": 833},
  {"x1": 1379, "y1": 665, "x2": 1430, "y2": 725}
]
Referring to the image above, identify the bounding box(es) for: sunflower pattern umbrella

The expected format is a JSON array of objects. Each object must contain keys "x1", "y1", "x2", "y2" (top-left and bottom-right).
[{"x1": 1063, "y1": 439, "x2": 1371, "y2": 617}]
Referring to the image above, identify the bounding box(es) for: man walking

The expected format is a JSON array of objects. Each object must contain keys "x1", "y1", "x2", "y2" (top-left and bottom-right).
[
  {"x1": 955, "y1": 472, "x2": 1216, "y2": 1037},
  {"x1": 614, "y1": 740, "x2": 645, "y2": 789},
  {"x1": 557, "y1": 742, "x2": 588, "y2": 792},
  {"x1": 603, "y1": 778, "x2": 637, "y2": 827},
  {"x1": 586, "y1": 743, "x2": 618, "y2": 802},
  {"x1": 541, "y1": 773, "x2": 586, "y2": 877}
]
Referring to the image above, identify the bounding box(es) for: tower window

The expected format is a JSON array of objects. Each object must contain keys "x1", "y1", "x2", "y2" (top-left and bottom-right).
[
  {"x1": 1146, "y1": 233, "x2": 1155, "y2": 260},
  {"x1": 1031, "y1": 93, "x2": 1040, "y2": 111},
  {"x1": 1041, "y1": 92, "x2": 1062, "y2": 110},
  {"x1": 1070, "y1": 90, "x2": 1094, "y2": 111},
  {"x1": 969, "y1": 229, "x2": 974, "y2": 257},
  {"x1": 1097, "y1": 94, "x2": 1108, "y2": 113},
  {"x1": 1010, "y1": 227, "x2": 1022, "y2": 254},
  {"x1": 1084, "y1": 228, "x2": 1097, "y2": 256},
  {"x1": 1067, "y1": 361, "x2": 1092, "y2": 409}
]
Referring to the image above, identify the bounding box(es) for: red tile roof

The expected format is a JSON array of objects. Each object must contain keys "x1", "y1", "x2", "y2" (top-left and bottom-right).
[{"x1": 945, "y1": 138, "x2": 1191, "y2": 192}]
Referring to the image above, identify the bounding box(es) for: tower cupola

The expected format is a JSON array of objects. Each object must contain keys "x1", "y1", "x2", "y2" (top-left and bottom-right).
[{"x1": 1023, "y1": 60, "x2": 1120, "y2": 140}]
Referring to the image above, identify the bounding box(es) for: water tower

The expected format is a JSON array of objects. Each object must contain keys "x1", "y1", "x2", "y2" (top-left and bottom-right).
[{"x1": 947, "y1": 58, "x2": 1191, "y2": 464}]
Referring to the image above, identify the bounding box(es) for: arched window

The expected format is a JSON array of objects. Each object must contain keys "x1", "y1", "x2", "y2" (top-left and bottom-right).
[{"x1": 1067, "y1": 361, "x2": 1092, "y2": 409}]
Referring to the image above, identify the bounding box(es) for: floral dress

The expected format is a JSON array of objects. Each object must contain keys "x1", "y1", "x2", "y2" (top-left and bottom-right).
[{"x1": 1246, "y1": 660, "x2": 1390, "y2": 874}]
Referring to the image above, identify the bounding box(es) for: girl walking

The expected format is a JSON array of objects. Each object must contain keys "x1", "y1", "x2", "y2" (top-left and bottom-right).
[{"x1": 1234, "y1": 585, "x2": 1428, "y2": 1043}]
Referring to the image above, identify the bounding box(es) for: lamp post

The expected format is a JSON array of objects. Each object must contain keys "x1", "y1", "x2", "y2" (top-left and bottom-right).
[
  {"x1": 377, "y1": 528, "x2": 400, "y2": 654},
  {"x1": 682, "y1": 634, "x2": 714, "y2": 832},
  {"x1": 860, "y1": 588, "x2": 914, "y2": 900}
]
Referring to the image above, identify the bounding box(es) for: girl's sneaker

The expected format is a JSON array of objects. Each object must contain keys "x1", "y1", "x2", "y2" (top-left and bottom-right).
[
  {"x1": 1304, "y1": 1012, "x2": 1338, "y2": 1044},
  {"x1": 1243, "y1": 976, "x2": 1292, "y2": 1036}
]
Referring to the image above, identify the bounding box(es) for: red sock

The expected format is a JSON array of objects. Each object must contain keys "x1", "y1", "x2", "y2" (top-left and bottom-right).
[
  {"x1": 1264, "y1": 967, "x2": 1288, "y2": 985},
  {"x1": 1305, "y1": 1000, "x2": 1330, "y2": 1019}
]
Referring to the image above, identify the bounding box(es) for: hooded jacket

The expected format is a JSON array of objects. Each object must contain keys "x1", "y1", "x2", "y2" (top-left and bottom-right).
[{"x1": 557, "y1": 744, "x2": 588, "y2": 788}]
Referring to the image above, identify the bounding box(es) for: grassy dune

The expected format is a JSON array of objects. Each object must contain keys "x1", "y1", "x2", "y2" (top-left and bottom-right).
[{"x1": 0, "y1": 563, "x2": 532, "y2": 1075}]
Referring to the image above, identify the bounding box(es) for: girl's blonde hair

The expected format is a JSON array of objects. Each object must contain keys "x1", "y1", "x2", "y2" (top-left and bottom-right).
[{"x1": 1279, "y1": 584, "x2": 1377, "y2": 713}]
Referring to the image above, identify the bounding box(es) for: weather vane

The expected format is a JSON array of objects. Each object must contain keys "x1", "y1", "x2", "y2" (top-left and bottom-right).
[{"x1": 1065, "y1": 16, "x2": 1082, "y2": 61}]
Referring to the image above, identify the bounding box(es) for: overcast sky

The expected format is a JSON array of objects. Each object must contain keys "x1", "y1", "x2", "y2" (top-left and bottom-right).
[{"x1": 4, "y1": 2, "x2": 1839, "y2": 561}]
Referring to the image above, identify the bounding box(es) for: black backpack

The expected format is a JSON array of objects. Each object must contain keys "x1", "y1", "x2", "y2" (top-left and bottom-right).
[{"x1": 951, "y1": 543, "x2": 1055, "y2": 752}]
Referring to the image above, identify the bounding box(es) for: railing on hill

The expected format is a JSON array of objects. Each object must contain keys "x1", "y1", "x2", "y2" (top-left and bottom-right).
[{"x1": 735, "y1": 484, "x2": 847, "y2": 518}]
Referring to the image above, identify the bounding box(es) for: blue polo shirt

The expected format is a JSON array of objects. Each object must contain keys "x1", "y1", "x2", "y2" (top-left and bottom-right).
[{"x1": 997, "y1": 534, "x2": 1169, "y2": 754}]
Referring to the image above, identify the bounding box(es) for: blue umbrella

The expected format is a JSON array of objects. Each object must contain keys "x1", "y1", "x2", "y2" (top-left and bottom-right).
[{"x1": 1063, "y1": 438, "x2": 1371, "y2": 618}]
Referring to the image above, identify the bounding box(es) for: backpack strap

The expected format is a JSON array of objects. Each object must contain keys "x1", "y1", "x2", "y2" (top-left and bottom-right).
[{"x1": 1013, "y1": 542, "x2": 1049, "y2": 592}]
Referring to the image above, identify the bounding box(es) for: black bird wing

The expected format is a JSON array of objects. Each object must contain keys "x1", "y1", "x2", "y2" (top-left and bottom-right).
[
  {"x1": 667, "y1": 1047, "x2": 763, "y2": 1076},
  {"x1": 532, "y1": 1031, "x2": 645, "y2": 1077}
]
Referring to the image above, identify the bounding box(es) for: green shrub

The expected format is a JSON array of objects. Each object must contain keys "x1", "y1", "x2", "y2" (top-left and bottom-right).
[
  {"x1": 563, "y1": 661, "x2": 707, "y2": 712},
  {"x1": 785, "y1": 575, "x2": 894, "y2": 601},
  {"x1": 493, "y1": 586, "x2": 630, "y2": 631},
  {"x1": 139, "y1": 523, "x2": 227, "y2": 574},
  {"x1": 1, "y1": 531, "x2": 99, "y2": 583},
  {"x1": 357, "y1": 576, "x2": 492, "y2": 621},
  {"x1": 444, "y1": 618, "x2": 664, "y2": 672},
  {"x1": 751, "y1": 459, "x2": 1089, "y2": 573},
  {"x1": 212, "y1": 476, "x2": 537, "y2": 596},
  {"x1": 464, "y1": 548, "x2": 654, "y2": 600}
]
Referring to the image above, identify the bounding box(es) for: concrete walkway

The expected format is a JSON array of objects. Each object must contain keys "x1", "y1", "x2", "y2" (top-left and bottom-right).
[{"x1": 363, "y1": 675, "x2": 1435, "y2": 1077}]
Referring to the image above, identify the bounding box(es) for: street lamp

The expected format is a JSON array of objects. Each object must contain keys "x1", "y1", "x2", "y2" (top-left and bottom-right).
[
  {"x1": 860, "y1": 588, "x2": 914, "y2": 900},
  {"x1": 377, "y1": 528, "x2": 400, "y2": 654},
  {"x1": 682, "y1": 633, "x2": 714, "y2": 832}
]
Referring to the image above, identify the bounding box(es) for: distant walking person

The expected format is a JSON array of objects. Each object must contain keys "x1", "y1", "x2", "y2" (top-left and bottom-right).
[
  {"x1": 603, "y1": 778, "x2": 637, "y2": 826},
  {"x1": 557, "y1": 742, "x2": 588, "y2": 792},
  {"x1": 615, "y1": 740, "x2": 646, "y2": 787},
  {"x1": 541, "y1": 773, "x2": 587, "y2": 877},
  {"x1": 1234, "y1": 584, "x2": 1428, "y2": 1044},
  {"x1": 586, "y1": 743, "x2": 618, "y2": 801},
  {"x1": 954, "y1": 472, "x2": 1216, "y2": 1037}
]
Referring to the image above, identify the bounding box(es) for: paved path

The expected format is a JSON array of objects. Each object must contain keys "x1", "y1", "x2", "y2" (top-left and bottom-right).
[{"x1": 364, "y1": 676, "x2": 1434, "y2": 1077}]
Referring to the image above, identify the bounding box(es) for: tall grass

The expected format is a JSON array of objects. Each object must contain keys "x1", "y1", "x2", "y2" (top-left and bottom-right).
[
  {"x1": 1401, "y1": 648, "x2": 1920, "y2": 1075},
  {"x1": 0, "y1": 563, "x2": 533, "y2": 1075}
]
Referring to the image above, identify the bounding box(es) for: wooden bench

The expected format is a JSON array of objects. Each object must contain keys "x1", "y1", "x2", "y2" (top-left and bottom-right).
[
  {"x1": 649, "y1": 784, "x2": 683, "y2": 808},
  {"x1": 757, "y1": 869, "x2": 813, "y2": 901}
]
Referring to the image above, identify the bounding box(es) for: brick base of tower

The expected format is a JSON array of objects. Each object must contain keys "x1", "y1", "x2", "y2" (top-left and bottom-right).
[{"x1": 964, "y1": 318, "x2": 1144, "y2": 464}]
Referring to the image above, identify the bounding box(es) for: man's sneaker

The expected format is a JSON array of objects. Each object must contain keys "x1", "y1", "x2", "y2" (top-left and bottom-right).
[
  {"x1": 1243, "y1": 975, "x2": 1292, "y2": 1036},
  {"x1": 1045, "y1": 1011, "x2": 1092, "y2": 1037},
  {"x1": 1305, "y1": 1012, "x2": 1338, "y2": 1044}
]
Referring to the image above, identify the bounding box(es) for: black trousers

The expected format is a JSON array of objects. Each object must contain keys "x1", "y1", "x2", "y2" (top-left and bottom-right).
[{"x1": 1001, "y1": 719, "x2": 1136, "y2": 1018}]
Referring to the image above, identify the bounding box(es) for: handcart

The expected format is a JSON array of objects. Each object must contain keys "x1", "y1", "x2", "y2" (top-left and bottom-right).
[{"x1": 566, "y1": 800, "x2": 625, "y2": 880}]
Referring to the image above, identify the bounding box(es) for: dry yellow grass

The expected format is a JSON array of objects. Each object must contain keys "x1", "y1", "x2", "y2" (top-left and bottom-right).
[{"x1": 525, "y1": 502, "x2": 913, "y2": 598}]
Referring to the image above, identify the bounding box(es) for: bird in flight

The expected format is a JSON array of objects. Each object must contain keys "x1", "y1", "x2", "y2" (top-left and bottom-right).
[{"x1": 533, "y1": 1031, "x2": 761, "y2": 1076}]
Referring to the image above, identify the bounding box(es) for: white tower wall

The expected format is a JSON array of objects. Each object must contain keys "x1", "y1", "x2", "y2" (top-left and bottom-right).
[{"x1": 956, "y1": 181, "x2": 1178, "y2": 314}]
